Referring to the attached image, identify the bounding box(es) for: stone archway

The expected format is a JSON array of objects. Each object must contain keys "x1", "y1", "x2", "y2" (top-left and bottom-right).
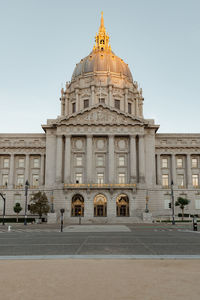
[
  {"x1": 94, "y1": 194, "x2": 107, "y2": 217},
  {"x1": 71, "y1": 194, "x2": 84, "y2": 217},
  {"x1": 116, "y1": 194, "x2": 129, "y2": 217}
]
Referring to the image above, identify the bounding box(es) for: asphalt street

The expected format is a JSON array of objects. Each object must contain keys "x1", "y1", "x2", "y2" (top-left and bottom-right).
[{"x1": 0, "y1": 224, "x2": 199, "y2": 256}]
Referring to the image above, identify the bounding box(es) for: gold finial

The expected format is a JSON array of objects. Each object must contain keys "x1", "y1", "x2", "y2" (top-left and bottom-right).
[{"x1": 93, "y1": 12, "x2": 111, "y2": 52}]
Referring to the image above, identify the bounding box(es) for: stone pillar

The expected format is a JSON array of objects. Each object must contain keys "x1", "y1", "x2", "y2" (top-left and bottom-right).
[
  {"x1": 40, "y1": 154, "x2": 45, "y2": 186},
  {"x1": 64, "y1": 135, "x2": 71, "y2": 183},
  {"x1": 45, "y1": 131, "x2": 56, "y2": 187},
  {"x1": 135, "y1": 99, "x2": 139, "y2": 116},
  {"x1": 171, "y1": 154, "x2": 176, "y2": 185},
  {"x1": 56, "y1": 135, "x2": 63, "y2": 183},
  {"x1": 65, "y1": 94, "x2": 69, "y2": 116},
  {"x1": 8, "y1": 154, "x2": 14, "y2": 188},
  {"x1": 108, "y1": 135, "x2": 115, "y2": 183},
  {"x1": 130, "y1": 135, "x2": 137, "y2": 183},
  {"x1": 124, "y1": 88, "x2": 128, "y2": 113},
  {"x1": 108, "y1": 85, "x2": 112, "y2": 107},
  {"x1": 75, "y1": 88, "x2": 79, "y2": 111},
  {"x1": 61, "y1": 98, "x2": 65, "y2": 116},
  {"x1": 138, "y1": 135, "x2": 145, "y2": 183},
  {"x1": 25, "y1": 154, "x2": 30, "y2": 182},
  {"x1": 86, "y1": 135, "x2": 93, "y2": 183},
  {"x1": 156, "y1": 154, "x2": 161, "y2": 185},
  {"x1": 187, "y1": 154, "x2": 192, "y2": 187},
  {"x1": 91, "y1": 85, "x2": 95, "y2": 106}
]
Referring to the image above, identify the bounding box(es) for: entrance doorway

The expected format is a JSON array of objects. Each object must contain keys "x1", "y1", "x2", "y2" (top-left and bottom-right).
[
  {"x1": 116, "y1": 194, "x2": 129, "y2": 217},
  {"x1": 71, "y1": 194, "x2": 84, "y2": 217},
  {"x1": 94, "y1": 194, "x2": 107, "y2": 217}
]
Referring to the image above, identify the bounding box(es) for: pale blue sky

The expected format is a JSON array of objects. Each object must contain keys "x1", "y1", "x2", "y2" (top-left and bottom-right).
[{"x1": 0, "y1": 0, "x2": 199, "y2": 133}]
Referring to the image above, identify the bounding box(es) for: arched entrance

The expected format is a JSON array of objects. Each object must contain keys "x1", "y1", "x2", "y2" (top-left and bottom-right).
[
  {"x1": 94, "y1": 194, "x2": 107, "y2": 217},
  {"x1": 71, "y1": 194, "x2": 84, "y2": 217},
  {"x1": 116, "y1": 194, "x2": 129, "y2": 217}
]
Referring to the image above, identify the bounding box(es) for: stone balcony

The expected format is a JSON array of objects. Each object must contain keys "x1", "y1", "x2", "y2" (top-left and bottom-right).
[{"x1": 63, "y1": 183, "x2": 137, "y2": 191}]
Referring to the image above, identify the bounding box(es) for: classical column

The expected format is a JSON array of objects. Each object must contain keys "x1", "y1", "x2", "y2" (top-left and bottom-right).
[
  {"x1": 130, "y1": 135, "x2": 137, "y2": 183},
  {"x1": 124, "y1": 88, "x2": 128, "y2": 113},
  {"x1": 8, "y1": 154, "x2": 14, "y2": 188},
  {"x1": 61, "y1": 98, "x2": 65, "y2": 116},
  {"x1": 138, "y1": 135, "x2": 145, "y2": 183},
  {"x1": 108, "y1": 85, "x2": 113, "y2": 107},
  {"x1": 135, "y1": 99, "x2": 139, "y2": 116},
  {"x1": 56, "y1": 135, "x2": 63, "y2": 183},
  {"x1": 108, "y1": 135, "x2": 115, "y2": 183},
  {"x1": 156, "y1": 154, "x2": 161, "y2": 185},
  {"x1": 25, "y1": 154, "x2": 30, "y2": 182},
  {"x1": 40, "y1": 154, "x2": 45, "y2": 186},
  {"x1": 64, "y1": 135, "x2": 71, "y2": 183},
  {"x1": 171, "y1": 154, "x2": 176, "y2": 185},
  {"x1": 75, "y1": 88, "x2": 79, "y2": 111},
  {"x1": 91, "y1": 85, "x2": 95, "y2": 106},
  {"x1": 186, "y1": 154, "x2": 192, "y2": 187},
  {"x1": 86, "y1": 135, "x2": 93, "y2": 183},
  {"x1": 65, "y1": 94, "x2": 69, "y2": 116}
]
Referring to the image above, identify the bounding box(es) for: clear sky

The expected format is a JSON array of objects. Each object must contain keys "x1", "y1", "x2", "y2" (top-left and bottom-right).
[{"x1": 0, "y1": 0, "x2": 199, "y2": 133}]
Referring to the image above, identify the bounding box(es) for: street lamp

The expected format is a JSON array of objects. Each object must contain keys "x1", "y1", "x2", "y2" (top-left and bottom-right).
[
  {"x1": 24, "y1": 180, "x2": 29, "y2": 225},
  {"x1": 145, "y1": 190, "x2": 149, "y2": 213},
  {"x1": 0, "y1": 192, "x2": 6, "y2": 225},
  {"x1": 171, "y1": 180, "x2": 175, "y2": 225},
  {"x1": 60, "y1": 208, "x2": 65, "y2": 232}
]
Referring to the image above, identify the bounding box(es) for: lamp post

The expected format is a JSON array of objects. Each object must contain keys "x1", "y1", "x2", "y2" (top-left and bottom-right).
[
  {"x1": 24, "y1": 180, "x2": 29, "y2": 225},
  {"x1": 60, "y1": 208, "x2": 65, "y2": 232},
  {"x1": 145, "y1": 190, "x2": 149, "y2": 213},
  {"x1": 0, "y1": 192, "x2": 6, "y2": 225},
  {"x1": 171, "y1": 180, "x2": 175, "y2": 225}
]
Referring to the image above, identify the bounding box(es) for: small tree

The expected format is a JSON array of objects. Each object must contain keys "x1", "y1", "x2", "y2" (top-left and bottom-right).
[
  {"x1": 29, "y1": 192, "x2": 50, "y2": 220},
  {"x1": 13, "y1": 202, "x2": 22, "y2": 222},
  {"x1": 175, "y1": 197, "x2": 190, "y2": 221}
]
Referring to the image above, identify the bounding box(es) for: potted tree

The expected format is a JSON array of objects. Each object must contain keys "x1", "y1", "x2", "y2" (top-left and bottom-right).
[
  {"x1": 175, "y1": 197, "x2": 190, "y2": 221},
  {"x1": 13, "y1": 202, "x2": 22, "y2": 223}
]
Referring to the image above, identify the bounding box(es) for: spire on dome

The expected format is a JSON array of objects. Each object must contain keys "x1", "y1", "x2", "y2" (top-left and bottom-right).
[{"x1": 93, "y1": 12, "x2": 111, "y2": 52}]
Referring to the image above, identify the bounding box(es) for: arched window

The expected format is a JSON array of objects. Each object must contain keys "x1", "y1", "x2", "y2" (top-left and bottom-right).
[
  {"x1": 71, "y1": 194, "x2": 84, "y2": 217},
  {"x1": 116, "y1": 194, "x2": 129, "y2": 217},
  {"x1": 94, "y1": 194, "x2": 107, "y2": 217}
]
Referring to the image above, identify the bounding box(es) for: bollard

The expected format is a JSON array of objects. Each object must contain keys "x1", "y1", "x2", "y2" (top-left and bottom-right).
[
  {"x1": 193, "y1": 217, "x2": 198, "y2": 231},
  {"x1": 8, "y1": 225, "x2": 11, "y2": 232}
]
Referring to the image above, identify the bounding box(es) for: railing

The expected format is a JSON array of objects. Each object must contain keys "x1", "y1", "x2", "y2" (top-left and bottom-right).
[
  {"x1": 162, "y1": 185, "x2": 170, "y2": 189},
  {"x1": 64, "y1": 183, "x2": 137, "y2": 189},
  {"x1": 0, "y1": 185, "x2": 7, "y2": 189}
]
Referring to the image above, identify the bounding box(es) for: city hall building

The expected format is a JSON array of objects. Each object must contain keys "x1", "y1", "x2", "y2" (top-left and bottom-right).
[{"x1": 0, "y1": 13, "x2": 200, "y2": 223}]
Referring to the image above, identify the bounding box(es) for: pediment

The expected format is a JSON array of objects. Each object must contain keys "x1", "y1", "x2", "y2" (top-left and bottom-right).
[{"x1": 57, "y1": 104, "x2": 144, "y2": 126}]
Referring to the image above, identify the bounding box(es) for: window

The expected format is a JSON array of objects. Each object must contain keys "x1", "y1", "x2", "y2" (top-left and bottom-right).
[
  {"x1": 3, "y1": 158, "x2": 9, "y2": 168},
  {"x1": 118, "y1": 173, "x2": 125, "y2": 184},
  {"x1": 119, "y1": 156, "x2": 125, "y2": 166},
  {"x1": 128, "y1": 103, "x2": 132, "y2": 114},
  {"x1": 97, "y1": 173, "x2": 104, "y2": 184},
  {"x1": 177, "y1": 174, "x2": 184, "y2": 187},
  {"x1": 162, "y1": 158, "x2": 168, "y2": 168},
  {"x1": 33, "y1": 158, "x2": 39, "y2": 168},
  {"x1": 84, "y1": 99, "x2": 89, "y2": 108},
  {"x1": 195, "y1": 198, "x2": 200, "y2": 209},
  {"x1": 17, "y1": 175, "x2": 24, "y2": 186},
  {"x1": 97, "y1": 156, "x2": 104, "y2": 166},
  {"x1": 177, "y1": 158, "x2": 183, "y2": 168},
  {"x1": 32, "y1": 174, "x2": 39, "y2": 187},
  {"x1": 115, "y1": 99, "x2": 120, "y2": 109},
  {"x1": 18, "y1": 158, "x2": 25, "y2": 168},
  {"x1": 192, "y1": 175, "x2": 199, "y2": 187},
  {"x1": 2, "y1": 174, "x2": 8, "y2": 186},
  {"x1": 76, "y1": 156, "x2": 82, "y2": 166},
  {"x1": 164, "y1": 195, "x2": 171, "y2": 209},
  {"x1": 99, "y1": 98, "x2": 105, "y2": 103},
  {"x1": 72, "y1": 102, "x2": 76, "y2": 113},
  {"x1": 162, "y1": 174, "x2": 169, "y2": 187},
  {"x1": 192, "y1": 158, "x2": 198, "y2": 168},
  {"x1": 75, "y1": 173, "x2": 82, "y2": 184}
]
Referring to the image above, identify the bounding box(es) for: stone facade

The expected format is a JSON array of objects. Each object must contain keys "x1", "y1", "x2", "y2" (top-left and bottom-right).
[{"x1": 0, "y1": 13, "x2": 200, "y2": 222}]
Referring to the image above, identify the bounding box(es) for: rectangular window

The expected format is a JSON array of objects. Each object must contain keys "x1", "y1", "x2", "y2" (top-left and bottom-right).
[
  {"x1": 118, "y1": 173, "x2": 125, "y2": 184},
  {"x1": 192, "y1": 174, "x2": 199, "y2": 187},
  {"x1": 75, "y1": 173, "x2": 82, "y2": 184},
  {"x1": 195, "y1": 199, "x2": 200, "y2": 209},
  {"x1": 164, "y1": 195, "x2": 171, "y2": 209},
  {"x1": 177, "y1": 174, "x2": 184, "y2": 187},
  {"x1": 18, "y1": 158, "x2": 25, "y2": 168},
  {"x1": 97, "y1": 156, "x2": 104, "y2": 166},
  {"x1": 33, "y1": 158, "x2": 39, "y2": 168},
  {"x1": 72, "y1": 102, "x2": 76, "y2": 113},
  {"x1": 99, "y1": 98, "x2": 105, "y2": 103},
  {"x1": 128, "y1": 103, "x2": 132, "y2": 114},
  {"x1": 177, "y1": 158, "x2": 183, "y2": 168},
  {"x1": 84, "y1": 99, "x2": 89, "y2": 108},
  {"x1": 32, "y1": 174, "x2": 39, "y2": 187},
  {"x1": 2, "y1": 174, "x2": 8, "y2": 186},
  {"x1": 162, "y1": 158, "x2": 168, "y2": 168},
  {"x1": 192, "y1": 158, "x2": 198, "y2": 168},
  {"x1": 97, "y1": 173, "x2": 104, "y2": 184},
  {"x1": 162, "y1": 174, "x2": 169, "y2": 187},
  {"x1": 119, "y1": 156, "x2": 125, "y2": 166},
  {"x1": 3, "y1": 158, "x2": 9, "y2": 168},
  {"x1": 17, "y1": 175, "x2": 24, "y2": 186},
  {"x1": 76, "y1": 156, "x2": 82, "y2": 166},
  {"x1": 115, "y1": 99, "x2": 120, "y2": 109}
]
